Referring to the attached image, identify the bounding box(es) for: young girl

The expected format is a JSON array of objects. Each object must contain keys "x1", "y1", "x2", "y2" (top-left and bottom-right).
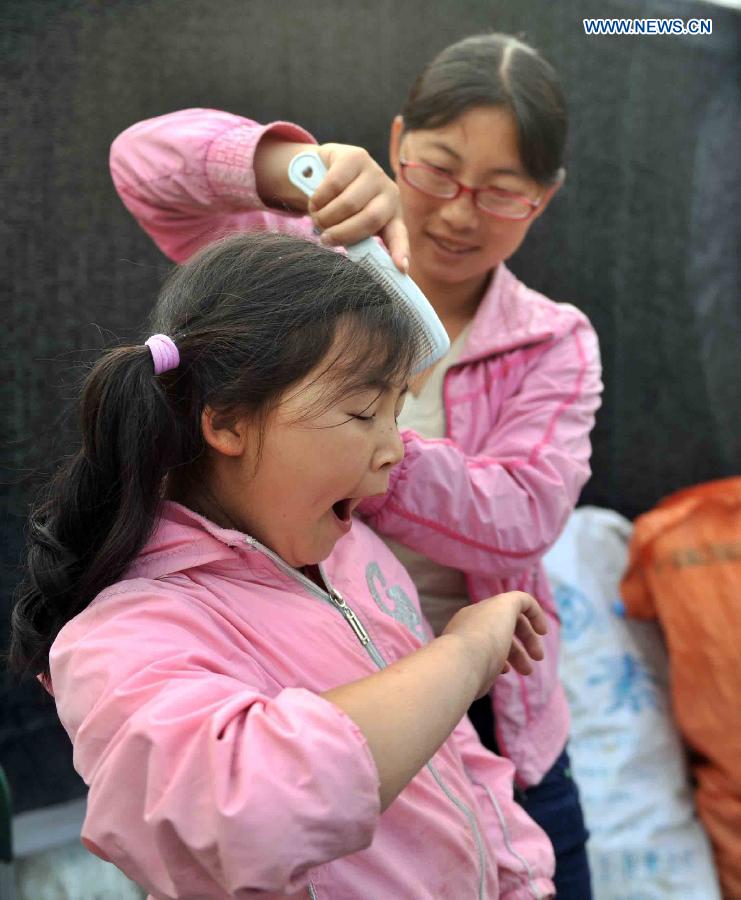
[
  {"x1": 109, "y1": 33, "x2": 602, "y2": 895},
  {"x1": 11, "y1": 232, "x2": 555, "y2": 899}
]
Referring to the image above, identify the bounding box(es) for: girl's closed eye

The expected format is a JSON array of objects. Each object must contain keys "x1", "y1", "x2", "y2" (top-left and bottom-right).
[
  {"x1": 348, "y1": 387, "x2": 406, "y2": 424},
  {"x1": 347, "y1": 396, "x2": 379, "y2": 422}
]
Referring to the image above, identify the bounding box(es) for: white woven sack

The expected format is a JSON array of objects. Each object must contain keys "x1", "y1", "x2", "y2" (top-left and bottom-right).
[{"x1": 543, "y1": 506, "x2": 720, "y2": 900}]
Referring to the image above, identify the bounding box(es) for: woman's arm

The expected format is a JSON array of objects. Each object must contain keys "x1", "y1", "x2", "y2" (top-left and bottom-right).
[
  {"x1": 361, "y1": 318, "x2": 603, "y2": 579},
  {"x1": 110, "y1": 107, "x2": 408, "y2": 266},
  {"x1": 110, "y1": 108, "x2": 317, "y2": 262}
]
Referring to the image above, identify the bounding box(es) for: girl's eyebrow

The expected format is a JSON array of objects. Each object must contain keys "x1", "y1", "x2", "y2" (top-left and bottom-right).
[{"x1": 420, "y1": 140, "x2": 526, "y2": 179}]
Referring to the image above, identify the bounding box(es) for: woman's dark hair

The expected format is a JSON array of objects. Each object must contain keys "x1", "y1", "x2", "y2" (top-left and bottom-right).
[
  {"x1": 401, "y1": 33, "x2": 567, "y2": 185},
  {"x1": 10, "y1": 232, "x2": 418, "y2": 680}
]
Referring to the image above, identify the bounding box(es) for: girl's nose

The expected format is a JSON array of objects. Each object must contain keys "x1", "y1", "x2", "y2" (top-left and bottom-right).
[{"x1": 373, "y1": 424, "x2": 404, "y2": 471}]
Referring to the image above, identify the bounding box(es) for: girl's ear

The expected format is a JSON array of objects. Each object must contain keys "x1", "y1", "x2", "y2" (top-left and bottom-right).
[
  {"x1": 201, "y1": 406, "x2": 246, "y2": 457},
  {"x1": 388, "y1": 115, "x2": 405, "y2": 176}
]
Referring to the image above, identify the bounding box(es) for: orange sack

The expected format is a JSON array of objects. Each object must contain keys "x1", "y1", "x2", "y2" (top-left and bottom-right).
[{"x1": 621, "y1": 477, "x2": 741, "y2": 899}]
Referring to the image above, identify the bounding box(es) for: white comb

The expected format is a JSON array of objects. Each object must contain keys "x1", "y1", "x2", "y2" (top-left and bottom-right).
[{"x1": 287, "y1": 149, "x2": 450, "y2": 374}]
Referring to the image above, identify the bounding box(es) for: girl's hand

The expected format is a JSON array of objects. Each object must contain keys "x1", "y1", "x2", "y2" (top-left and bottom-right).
[
  {"x1": 323, "y1": 591, "x2": 546, "y2": 810},
  {"x1": 442, "y1": 592, "x2": 548, "y2": 698},
  {"x1": 311, "y1": 143, "x2": 409, "y2": 272}
]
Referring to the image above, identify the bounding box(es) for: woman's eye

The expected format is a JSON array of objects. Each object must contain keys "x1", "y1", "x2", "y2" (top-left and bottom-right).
[
  {"x1": 491, "y1": 183, "x2": 529, "y2": 197},
  {"x1": 418, "y1": 157, "x2": 451, "y2": 175},
  {"x1": 351, "y1": 413, "x2": 375, "y2": 422}
]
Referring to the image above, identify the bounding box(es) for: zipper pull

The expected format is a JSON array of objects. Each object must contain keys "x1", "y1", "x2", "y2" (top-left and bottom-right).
[{"x1": 329, "y1": 589, "x2": 370, "y2": 645}]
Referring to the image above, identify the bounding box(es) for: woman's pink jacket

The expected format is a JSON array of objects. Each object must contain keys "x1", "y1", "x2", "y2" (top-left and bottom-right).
[
  {"x1": 50, "y1": 502, "x2": 555, "y2": 899},
  {"x1": 110, "y1": 108, "x2": 603, "y2": 787}
]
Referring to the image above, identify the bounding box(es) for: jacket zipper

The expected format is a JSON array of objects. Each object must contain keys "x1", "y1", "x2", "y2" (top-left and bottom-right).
[
  {"x1": 325, "y1": 587, "x2": 372, "y2": 647},
  {"x1": 325, "y1": 584, "x2": 487, "y2": 900},
  {"x1": 241, "y1": 537, "x2": 487, "y2": 899},
  {"x1": 478, "y1": 781, "x2": 544, "y2": 900}
]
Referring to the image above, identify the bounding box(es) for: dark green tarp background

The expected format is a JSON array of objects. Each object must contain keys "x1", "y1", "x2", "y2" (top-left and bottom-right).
[{"x1": 2, "y1": 0, "x2": 740, "y2": 813}]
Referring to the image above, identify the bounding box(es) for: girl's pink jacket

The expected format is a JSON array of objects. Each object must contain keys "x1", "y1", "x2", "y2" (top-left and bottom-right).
[
  {"x1": 50, "y1": 502, "x2": 555, "y2": 899},
  {"x1": 110, "y1": 109, "x2": 603, "y2": 787}
]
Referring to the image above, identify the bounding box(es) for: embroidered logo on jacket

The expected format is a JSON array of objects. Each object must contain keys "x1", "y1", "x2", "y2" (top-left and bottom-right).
[{"x1": 365, "y1": 562, "x2": 427, "y2": 641}]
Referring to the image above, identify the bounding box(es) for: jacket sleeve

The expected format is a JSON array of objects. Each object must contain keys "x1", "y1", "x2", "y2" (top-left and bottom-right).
[
  {"x1": 49, "y1": 593, "x2": 380, "y2": 899},
  {"x1": 451, "y1": 715, "x2": 555, "y2": 900},
  {"x1": 360, "y1": 318, "x2": 602, "y2": 579},
  {"x1": 109, "y1": 107, "x2": 318, "y2": 263}
]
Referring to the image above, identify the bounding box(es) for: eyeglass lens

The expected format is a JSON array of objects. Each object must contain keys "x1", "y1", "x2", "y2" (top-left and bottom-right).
[{"x1": 403, "y1": 165, "x2": 532, "y2": 219}]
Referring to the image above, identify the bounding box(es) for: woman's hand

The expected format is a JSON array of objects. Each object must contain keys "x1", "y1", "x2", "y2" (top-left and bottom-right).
[
  {"x1": 310, "y1": 143, "x2": 409, "y2": 272},
  {"x1": 255, "y1": 137, "x2": 409, "y2": 271},
  {"x1": 442, "y1": 592, "x2": 548, "y2": 698}
]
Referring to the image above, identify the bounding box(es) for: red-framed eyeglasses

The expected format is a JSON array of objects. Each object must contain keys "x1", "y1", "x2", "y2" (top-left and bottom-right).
[{"x1": 399, "y1": 159, "x2": 543, "y2": 221}]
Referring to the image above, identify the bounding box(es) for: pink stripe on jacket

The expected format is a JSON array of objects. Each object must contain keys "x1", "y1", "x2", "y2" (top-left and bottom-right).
[
  {"x1": 50, "y1": 503, "x2": 555, "y2": 898},
  {"x1": 110, "y1": 108, "x2": 603, "y2": 785}
]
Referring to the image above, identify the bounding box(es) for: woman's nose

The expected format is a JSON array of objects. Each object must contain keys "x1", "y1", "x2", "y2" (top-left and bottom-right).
[{"x1": 438, "y1": 190, "x2": 478, "y2": 231}]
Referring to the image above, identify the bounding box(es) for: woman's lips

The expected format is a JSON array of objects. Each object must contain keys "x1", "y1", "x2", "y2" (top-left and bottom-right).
[{"x1": 426, "y1": 232, "x2": 479, "y2": 256}]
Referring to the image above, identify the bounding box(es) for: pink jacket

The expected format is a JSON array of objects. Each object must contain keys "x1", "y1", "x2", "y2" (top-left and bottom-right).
[
  {"x1": 110, "y1": 109, "x2": 603, "y2": 786},
  {"x1": 50, "y1": 502, "x2": 555, "y2": 899}
]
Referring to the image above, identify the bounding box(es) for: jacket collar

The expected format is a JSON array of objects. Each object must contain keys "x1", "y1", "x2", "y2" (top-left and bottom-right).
[
  {"x1": 456, "y1": 263, "x2": 567, "y2": 364},
  {"x1": 126, "y1": 501, "x2": 257, "y2": 581},
  {"x1": 126, "y1": 502, "x2": 348, "y2": 601}
]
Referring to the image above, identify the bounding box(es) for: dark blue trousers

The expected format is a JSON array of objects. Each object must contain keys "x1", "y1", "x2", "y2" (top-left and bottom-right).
[{"x1": 468, "y1": 698, "x2": 592, "y2": 899}]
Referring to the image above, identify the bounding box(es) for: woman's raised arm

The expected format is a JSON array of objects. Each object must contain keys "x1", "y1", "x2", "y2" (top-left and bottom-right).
[{"x1": 110, "y1": 107, "x2": 408, "y2": 266}]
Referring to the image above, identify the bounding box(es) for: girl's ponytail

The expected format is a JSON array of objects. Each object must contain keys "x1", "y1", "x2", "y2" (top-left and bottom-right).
[
  {"x1": 10, "y1": 341, "x2": 193, "y2": 680},
  {"x1": 10, "y1": 231, "x2": 418, "y2": 681}
]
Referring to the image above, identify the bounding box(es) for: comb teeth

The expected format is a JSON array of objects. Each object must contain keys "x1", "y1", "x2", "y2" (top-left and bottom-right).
[
  {"x1": 287, "y1": 149, "x2": 450, "y2": 374},
  {"x1": 352, "y1": 253, "x2": 436, "y2": 369}
]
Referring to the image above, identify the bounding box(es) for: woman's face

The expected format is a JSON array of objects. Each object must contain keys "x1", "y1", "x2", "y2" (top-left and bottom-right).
[{"x1": 389, "y1": 106, "x2": 558, "y2": 293}]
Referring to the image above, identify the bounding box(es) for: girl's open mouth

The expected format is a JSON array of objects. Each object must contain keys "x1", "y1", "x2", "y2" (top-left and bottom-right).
[{"x1": 332, "y1": 498, "x2": 353, "y2": 523}]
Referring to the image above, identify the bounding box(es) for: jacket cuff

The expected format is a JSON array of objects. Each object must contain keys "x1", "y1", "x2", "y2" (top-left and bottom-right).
[{"x1": 206, "y1": 119, "x2": 316, "y2": 209}]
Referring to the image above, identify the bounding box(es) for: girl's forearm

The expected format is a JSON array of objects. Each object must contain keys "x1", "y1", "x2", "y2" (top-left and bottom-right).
[{"x1": 321, "y1": 633, "x2": 483, "y2": 811}]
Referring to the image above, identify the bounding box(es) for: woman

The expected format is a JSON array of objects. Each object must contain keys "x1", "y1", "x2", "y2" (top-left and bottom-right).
[{"x1": 110, "y1": 33, "x2": 602, "y2": 896}]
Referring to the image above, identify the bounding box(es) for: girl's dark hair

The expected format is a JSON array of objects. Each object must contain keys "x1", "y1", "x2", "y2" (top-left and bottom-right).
[
  {"x1": 10, "y1": 232, "x2": 418, "y2": 680},
  {"x1": 402, "y1": 33, "x2": 567, "y2": 185}
]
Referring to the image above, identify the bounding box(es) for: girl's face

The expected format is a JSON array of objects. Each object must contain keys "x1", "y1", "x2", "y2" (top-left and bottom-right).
[
  {"x1": 203, "y1": 350, "x2": 408, "y2": 568},
  {"x1": 389, "y1": 105, "x2": 559, "y2": 294}
]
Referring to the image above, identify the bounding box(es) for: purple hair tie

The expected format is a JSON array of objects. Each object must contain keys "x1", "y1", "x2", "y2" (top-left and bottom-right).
[{"x1": 144, "y1": 334, "x2": 179, "y2": 375}]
